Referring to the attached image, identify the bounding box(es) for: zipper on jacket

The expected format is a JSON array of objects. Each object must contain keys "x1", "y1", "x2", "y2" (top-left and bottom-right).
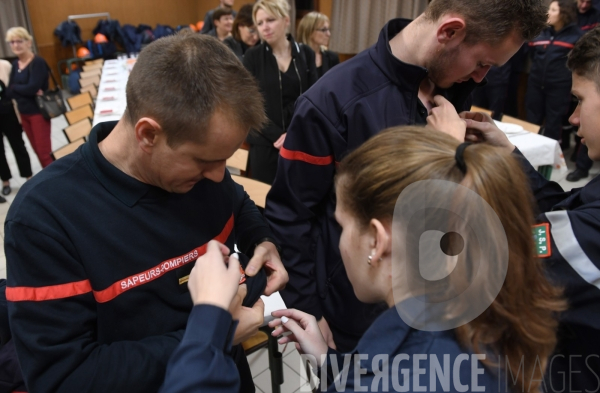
[{"x1": 279, "y1": 57, "x2": 303, "y2": 134}]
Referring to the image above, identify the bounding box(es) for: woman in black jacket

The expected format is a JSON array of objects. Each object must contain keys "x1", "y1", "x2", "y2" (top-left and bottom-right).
[
  {"x1": 526, "y1": 0, "x2": 583, "y2": 141},
  {"x1": 223, "y1": 4, "x2": 259, "y2": 61},
  {"x1": 243, "y1": 0, "x2": 317, "y2": 184},
  {"x1": 296, "y1": 11, "x2": 340, "y2": 79}
]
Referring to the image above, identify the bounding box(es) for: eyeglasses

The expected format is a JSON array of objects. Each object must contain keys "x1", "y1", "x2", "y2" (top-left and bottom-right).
[
  {"x1": 315, "y1": 28, "x2": 330, "y2": 33},
  {"x1": 242, "y1": 26, "x2": 258, "y2": 34},
  {"x1": 8, "y1": 40, "x2": 24, "y2": 45}
]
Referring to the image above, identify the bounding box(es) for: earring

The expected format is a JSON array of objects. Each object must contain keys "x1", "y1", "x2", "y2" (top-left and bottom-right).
[{"x1": 367, "y1": 255, "x2": 373, "y2": 265}]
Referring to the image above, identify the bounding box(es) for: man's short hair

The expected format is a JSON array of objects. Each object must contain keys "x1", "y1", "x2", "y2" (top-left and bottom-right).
[
  {"x1": 213, "y1": 8, "x2": 233, "y2": 23},
  {"x1": 424, "y1": 0, "x2": 548, "y2": 45},
  {"x1": 568, "y1": 27, "x2": 600, "y2": 91},
  {"x1": 125, "y1": 31, "x2": 265, "y2": 147}
]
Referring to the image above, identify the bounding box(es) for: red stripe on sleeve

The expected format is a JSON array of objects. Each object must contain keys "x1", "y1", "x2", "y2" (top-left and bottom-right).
[
  {"x1": 280, "y1": 147, "x2": 335, "y2": 166},
  {"x1": 6, "y1": 279, "x2": 92, "y2": 302},
  {"x1": 529, "y1": 40, "x2": 551, "y2": 46},
  {"x1": 553, "y1": 41, "x2": 574, "y2": 49},
  {"x1": 93, "y1": 214, "x2": 235, "y2": 303}
]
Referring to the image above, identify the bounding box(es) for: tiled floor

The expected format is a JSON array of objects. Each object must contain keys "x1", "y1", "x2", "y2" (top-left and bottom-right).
[{"x1": 0, "y1": 117, "x2": 597, "y2": 391}]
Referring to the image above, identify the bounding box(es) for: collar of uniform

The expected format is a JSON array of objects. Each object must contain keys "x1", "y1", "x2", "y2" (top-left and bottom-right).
[
  {"x1": 353, "y1": 306, "x2": 413, "y2": 357},
  {"x1": 369, "y1": 18, "x2": 427, "y2": 90},
  {"x1": 81, "y1": 121, "x2": 163, "y2": 207},
  {"x1": 371, "y1": 18, "x2": 482, "y2": 108}
]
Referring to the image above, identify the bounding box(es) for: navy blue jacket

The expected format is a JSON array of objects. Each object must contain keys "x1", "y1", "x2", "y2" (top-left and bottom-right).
[
  {"x1": 160, "y1": 306, "x2": 505, "y2": 392},
  {"x1": 577, "y1": 7, "x2": 600, "y2": 31},
  {"x1": 516, "y1": 152, "x2": 600, "y2": 391},
  {"x1": 528, "y1": 24, "x2": 584, "y2": 87},
  {"x1": 264, "y1": 18, "x2": 479, "y2": 349},
  {"x1": 54, "y1": 21, "x2": 82, "y2": 47},
  {"x1": 6, "y1": 122, "x2": 272, "y2": 392},
  {"x1": 319, "y1": 307, "x2": 504, "y2": 392},
  {"x1": 160, "y1": 305, "x2": 240, "y2": 393}
]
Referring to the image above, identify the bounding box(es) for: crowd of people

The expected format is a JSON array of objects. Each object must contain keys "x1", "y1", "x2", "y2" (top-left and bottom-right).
[{"x1": 1, "y1": 0, "x2": 600, "y2": 392}]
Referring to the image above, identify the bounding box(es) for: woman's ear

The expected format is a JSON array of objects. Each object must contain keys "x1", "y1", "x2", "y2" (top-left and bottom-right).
[{"x1": 368, "y1": 218, "x2": 391, "y2": 266}]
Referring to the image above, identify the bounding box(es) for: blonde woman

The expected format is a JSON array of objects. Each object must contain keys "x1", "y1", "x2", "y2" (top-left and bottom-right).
[
  {"x1": 242, "y1": 0, "x2": 317, "y2": 184},
  {"x1": 5, "y1": 27, "x2": 52, "y2": 168},
  {"x1": 0, "y1": 59, "x2": 32, "y2": 197},
  {"x1": 297, "y1": 11, "x2": 339, "y2": 78}
]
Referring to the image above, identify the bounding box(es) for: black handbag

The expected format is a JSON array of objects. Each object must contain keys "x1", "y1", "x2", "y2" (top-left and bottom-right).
[{"x1": 35, "y1": 66, "x2": 67, "y2": 120}]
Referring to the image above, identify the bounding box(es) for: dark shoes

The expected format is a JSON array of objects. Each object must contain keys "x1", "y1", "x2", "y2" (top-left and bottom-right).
[
  {"x1": 1, "y1": 185, "x2": 10, "y2": 196},
  {"x1": 566, "y1": 168, "x2": 589, "y2": 182},
  {"x1": 0, "y1": 195, "x2": 6, "y2": 203}
]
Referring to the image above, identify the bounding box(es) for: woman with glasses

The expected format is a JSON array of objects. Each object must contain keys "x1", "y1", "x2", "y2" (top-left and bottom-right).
[
  {"x1": 297, "y1": 11, "x2": 339, "y2": 78},
  {"x1": 5, "y1": 27, "x2": 53, "y2": 168},
  {"x1": 224, "y1": 4, "x2": 259, "y2": 61},
  {"x1": 243, "y1": 0, "x2": 317, "y2": 184}
]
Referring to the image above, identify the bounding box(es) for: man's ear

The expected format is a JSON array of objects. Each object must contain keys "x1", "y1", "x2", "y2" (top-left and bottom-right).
[
  {"x1": 135, "y1": 117, "x2": 163, "y2": 154},
  {"x1": 436, "y1": 17, "x2": 467, "y2": 45}
]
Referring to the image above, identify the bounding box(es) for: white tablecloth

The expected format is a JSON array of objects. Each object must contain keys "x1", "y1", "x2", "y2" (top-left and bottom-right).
[
  {"x1": 92, "y1": 58, "x2": 132, "y2": 126},
  {"x1": 497, "y1": 121, "x2": 568, "y2": 175}
]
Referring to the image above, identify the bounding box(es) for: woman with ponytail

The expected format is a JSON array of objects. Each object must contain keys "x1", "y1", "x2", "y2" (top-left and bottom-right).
[{"x1": 268, "y1": 126, "x2": 565, "y2": 392}]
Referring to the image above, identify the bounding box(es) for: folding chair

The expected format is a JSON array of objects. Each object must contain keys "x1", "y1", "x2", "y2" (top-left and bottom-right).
[
  {"x1": 63, "y1": 118, "x2": 92, "y2": 142},
  {"x1": 85, "y1": 59, "x2": 104, "y2": 66},
  {"x1": 79, "y1": 69, "x2": 102, "y2": 79},
  {"x1": 67, "y1": 92, "x2": 94, "y2": 111},
  {"x1": 51, "y1": 138, "x2": 85, "y2": 160},
  {"x1": 501, "y1": 115, "x2": 540, "y2": 134},
  {"x1": 82, "y1": 63, "x2": 103, "y2": 72},
  {"x1": 80, "y1": 84, "x2": 97, "y2": 99},
  {"x1": 65, "y1": 104, "x2": 94, "y2": 125},
  {"x1": 79, "y1": 75, "x2": 100, "y2": 88}
]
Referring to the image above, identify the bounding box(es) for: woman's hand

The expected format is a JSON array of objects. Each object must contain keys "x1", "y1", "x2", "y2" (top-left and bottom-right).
[
  {"x1": 274, "y1": 133, "x2": 286, "y2": 150},
  {"x1": 269, "y1": 309, "x2": 328, "y2": 361},
  {"x1": 188, "y1": 241, "x2": 239, "y2": 310},
  {"x1": 36, "y1": 89, "x2": 43, "y2": 96}
]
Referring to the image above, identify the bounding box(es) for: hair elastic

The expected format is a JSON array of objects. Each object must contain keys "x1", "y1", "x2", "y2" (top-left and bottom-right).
[{"x1": 455, "y1": 142, "x2": 472, "y2": 174}]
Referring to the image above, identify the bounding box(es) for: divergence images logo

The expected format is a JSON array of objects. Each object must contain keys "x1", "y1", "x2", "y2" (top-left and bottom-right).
[{"x1": 392, "y1": 180, "x2": 509, "y2": 332}]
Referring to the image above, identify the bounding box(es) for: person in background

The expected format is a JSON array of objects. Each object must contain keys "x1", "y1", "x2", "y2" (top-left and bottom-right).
[
  {"x1": 577, "y1": 0, "x2": 600, "y2": 31},
  {"x1": 265, "y1": 0, "x2": 548, "y2": 353},
  {"x1": 296, "y1": 11, "x2": 339, "y2": 79},
  {"x1": 243, "y1": 0, "x2": 317, "y2": 184},
  {"x1": 160, "y1": 127, "x2": 565, "y2": 393},
  {"x1": 526, "y1": 0, "x2": 583, "y2": 141},
  {"x1": 201, "y1": 0, "x2": 237, "y2": 35},
  {"x1": 224, "y1": 4, "x2": 259, "y2": 61},
  {"x1": 4, "y1": 27, "x2": 53, "y2": 168},
  {"x1": 471, "y1": 63, "x2": 511, "y2": 120},
  {"x1": 208, "y1": 9, "x2": 234, "y2": 41},
  {"x1": 0, "y1": 60, "x2": 31, "y2": 198},
  {"x1": 566, "y1": 0, "x2": 600, "y2": 181}
]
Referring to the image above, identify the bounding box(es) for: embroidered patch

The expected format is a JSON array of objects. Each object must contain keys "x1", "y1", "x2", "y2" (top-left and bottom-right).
[
  {"x1": 533, "y1": 223, "x2": 552, "y2": 258},
  {"x1": 178, "y1": 265, "x2": 246, "y2": 285}
]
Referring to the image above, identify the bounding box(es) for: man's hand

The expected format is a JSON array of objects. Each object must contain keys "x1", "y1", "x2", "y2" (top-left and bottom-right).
[
  {"x1": 427, "y1": 95, "x2": 466, "y2": 141},
  {"x1": 246, "y1": 241, "x2": 288, "y2": 296},
  {"x1": 188, "y1": 241, "x2": 239, "y2": 310},
  {"x1": 317, "y1": 317, "x2": 336, "y2": 350},
  {"x1": 460, "y1": 111, "x2": 515, "y2": 153},
  {"x1": 229, "y1": 284, "x2": 265, "y2": 345}
]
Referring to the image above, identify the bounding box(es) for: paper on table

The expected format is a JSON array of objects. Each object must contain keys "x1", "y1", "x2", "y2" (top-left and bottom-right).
[{"x1": 261, "y1": 291, "x2": 287, "y2": 326}]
